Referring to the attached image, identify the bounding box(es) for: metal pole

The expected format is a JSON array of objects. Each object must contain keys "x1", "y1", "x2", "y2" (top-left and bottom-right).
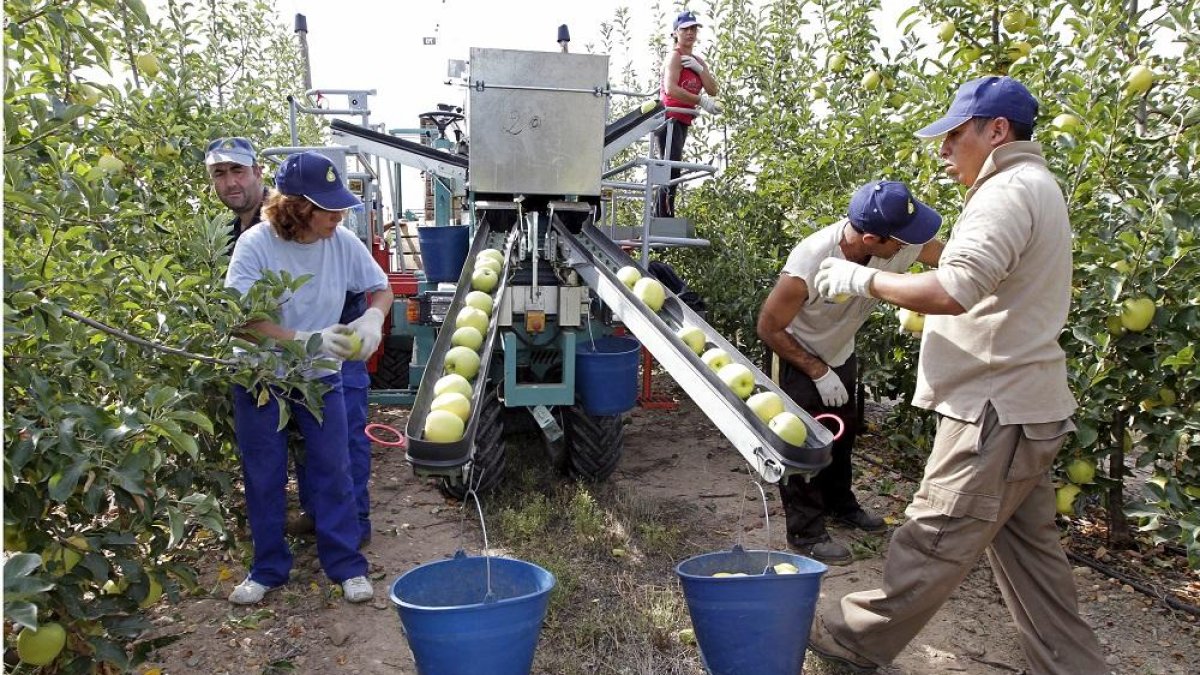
[{"x1": 294, "y1": 14, "x2": 312, "y2": 92}]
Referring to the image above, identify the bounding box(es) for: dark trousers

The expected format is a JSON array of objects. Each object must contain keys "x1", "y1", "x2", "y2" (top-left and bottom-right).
[
  {"x1": 776, "y1": 353, "x2": 861, "y2": 544},
  {"x1": 652, "y1": 119, "x2": 689, "y2": 217}
]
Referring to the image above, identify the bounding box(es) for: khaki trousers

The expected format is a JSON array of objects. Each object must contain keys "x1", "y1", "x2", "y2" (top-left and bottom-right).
[{"x1": 824, "y1": 405, "x2": 1106, "y2": 675}]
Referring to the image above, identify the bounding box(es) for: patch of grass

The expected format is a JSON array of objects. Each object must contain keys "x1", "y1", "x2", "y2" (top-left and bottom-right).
[{"x1": 568, "y1": 486, "x2": 606, "y2": 540}]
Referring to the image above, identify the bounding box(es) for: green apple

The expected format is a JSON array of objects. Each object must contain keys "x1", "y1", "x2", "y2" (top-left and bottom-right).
[
  {"x1": 769, "y1": 412, "x2": 808, "y2": 446},
  {"x1": 346, "y1": 332, "x2": 363, "y2": 359},
  {"x1": 135, "y1": 53, "x2": 161, "y2": 78},
  {"x1": 443, "y1": 346, "x2": 481, "y2": 380},
  {"x1": 1119, "y1": 297, "x2": 1155, "y2": 332},
  {"x1": 831, "y1": 293, "x2": 851, "y2": 304},
  {"x1": 17, "y1": 622, "x2": 66, "y2": 666},
  {"x1": 471, "y1": 267, "x2": 499, "y2": 293},
  {"x1": 464, "y1": 290, "x2": 494, "y2": 316},
  {"x1": 861, "y1": 70, "x2": 882, "y2": 91},
  {"x1": 475, "y1": 257, "x2": 503, "y2": 274},
  {"x1": 746, "y1": 391, "x2": 784, "y2": 423},
  {"x1": 97, "y1": 153, "x2": 125, "y2": 174},
  {"x1": 1055, "y1": 483, "x2": 1081, "y2": 515},
  {"x1": 139, "y1": 576, "x2": 164, "y2": 609},
  {"x1": 154, "y1": 142, "x2": 180, "y2": 160},
  {"x1": 1124, "y1": 65, "x2": 1154, "y2": 95},
  {"x1": 424, "y1": 409, "x2": 465, "y2": 443},
  {"x1": 451, "y1": 326, "x2": 483, "y2": 351},
  {"x1": 434, "y1": 373, "x2": 473, "y2": 399},
  {"x1": 828, "y1": 52, "x2": 847, "y2": 73},
  {"x1": 1183, "y1": 485, "x2": 1200, "y2": 499},
  {"x1": 1105, "y1": 315, "x2": 1125, "y2": 336},
  {"x1": 701, "y1": 348, "x2": 731, "y2": 372},
  {"x1": 676, "y1": 326, "x2": 706, "y2": 355},
  {"x1": 897, "y1": 308, "x2": 925, "y2": 333},
  {"x1": 1052, "y1": 113, "x2": 1081, "y2": 133},
  {"x1": 1002, "y1": 9, "x2": 1028, "y2": 33},
  {"x1": 477, "y1": 248, "x2": 505, "y2": 266},
  {"x1": 455, "y1": 306, "x2": 490, "y2": 335},
  {"x1": 431, "y1": 392, "x2": 471, "y2": 422},
  {"x1": 1066, "y1": 458, "x2": 1096, "y2": 485},
  {"x1": 717, "y1": 363, "x2": 755, "y2": 399},
  {"x1": 633, "y1": 277, "x2": 666, "y2": 312},
  {"x1": 75, "y1": 82, "x2": 103, "y2": 106},
  {"x1": 772, "y1": 562, "x2": 799, "y2": 574},
  {"x1": 1158, "y1": 388, "x2": 1176, "y2": 406},
  {"x1": 616, "y1": 265, "x2": 641, "y2": 289},
  {"x1": 888, "y1": 92, "x2": 906, "y2": 108},
  {"x1": 936, "y1": 20, "x2": 956, "y2": 42},
  {"x1": 1007, "y1": 40, "x2": 1032, "y2": 60}
]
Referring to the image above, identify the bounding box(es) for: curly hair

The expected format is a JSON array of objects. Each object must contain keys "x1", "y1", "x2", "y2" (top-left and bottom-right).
[{"x1": 262, "y1": 191, "x2": 319, "y2": 241}]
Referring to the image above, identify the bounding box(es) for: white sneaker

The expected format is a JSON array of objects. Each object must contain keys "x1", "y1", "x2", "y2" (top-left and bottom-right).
[
  {"x1": 341, "y1": 575, "x2": 373, "y2": 603},
  {"x1": 228, "y1": 577, "x2": 280, "y2": 605}
]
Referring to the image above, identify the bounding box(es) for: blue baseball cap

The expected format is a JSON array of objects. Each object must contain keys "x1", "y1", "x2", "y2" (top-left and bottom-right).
[
  {"x1": 914, "y1": 76, "x2": 1039, "y2": 139},
  {"x1": 673, "y1": 11, "x2": 702, "y2": 30},
  {"x1": 205, "y1": 137, "x2": 256, "y2": 166},
  {"x1": 275, "y1": 151, "x2": 361, "y2": 211},
  {"x1": 848, "y1": 180, "x2": 941, "y2": 245}
]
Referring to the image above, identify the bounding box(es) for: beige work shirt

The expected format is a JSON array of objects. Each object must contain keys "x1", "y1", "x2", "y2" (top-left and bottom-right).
[
  {"x1": 782, "y1": 219, "x2": 923, "y2": 367},
  {"x1": 912, "y1": 142, "x2": 1076, "y2": 425}
]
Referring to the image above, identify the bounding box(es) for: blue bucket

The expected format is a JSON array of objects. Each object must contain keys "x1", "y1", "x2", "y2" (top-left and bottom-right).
[
  {"x1": 676, "y1": 547, "x2": 827, "y2": 675},
  {"x1": 390, "y1": 552, "x2": 555, "y2": 675},
  {"x1": 575, "y1": 336, "x2": 640, "y2": 415},
  {"x1": 417, "y1": 225, "x2": 470, "y2": 283}
]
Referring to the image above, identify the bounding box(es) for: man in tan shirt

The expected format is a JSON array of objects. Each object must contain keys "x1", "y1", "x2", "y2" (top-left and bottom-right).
[{"x1": 805, "y1": 76, "x2": 1106, "y2": 674}]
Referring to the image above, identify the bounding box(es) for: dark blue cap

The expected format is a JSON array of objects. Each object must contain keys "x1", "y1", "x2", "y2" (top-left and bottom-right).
[
  {"x1": 848, "y1": 180, "x2": 941, "y2": 245},
  {"x1": 275, "y1": 151, "x2": 361, "y2": 211},
  {"x1": 915, "y1": 76, "x2": 1039, "y2": 139},
  {"x1": 205, "y1": 137, "x2": 256, "y2": 166},
  {"x1": 673, "y1": 11, "x2": 702, "y2": 30}
]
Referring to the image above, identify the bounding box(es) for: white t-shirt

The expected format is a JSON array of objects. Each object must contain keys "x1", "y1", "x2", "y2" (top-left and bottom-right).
[
  {"x1": 781, "y1": 219, "x2": 922, "y2": 367},
  {"x1": 225, "y1": 222, "x2": 388, "y2": 372}
]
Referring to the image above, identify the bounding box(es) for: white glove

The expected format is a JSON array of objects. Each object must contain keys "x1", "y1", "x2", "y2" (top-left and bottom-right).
[
  {"x1": 346, "y1": 307, "x2": 386, "y2": 360},
  {"x1": 815, "y1": 257, "x2": 878, "y2": 300},
  {"x1": 680, "y1": 54, "x2": 706, "y2": 74},
  {"x1": 698, "y1": 92, "x2": 722, "y2": 114},
  {"x1": 294, "y1": 326, "x2": 355, "y2": 359},
  {"x1": 812, "y1": 368, "x2": 850, "y2": 408}
]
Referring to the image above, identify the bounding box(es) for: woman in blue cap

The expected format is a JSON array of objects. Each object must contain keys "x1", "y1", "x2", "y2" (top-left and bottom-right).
[
  {"x1": 224, "y1": 151, "x2": 393, "y2": 605},
  {"x1": 655, "y1": 9, "x2": 721, "y2": 217}
]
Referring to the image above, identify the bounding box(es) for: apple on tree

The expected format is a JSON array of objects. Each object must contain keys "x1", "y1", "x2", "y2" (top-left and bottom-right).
[
  {"x1": 135, "y1": 53, "x2": 161, "y2": 78},
  {"x1": 1118, "y1": 297, "x2": 1155, "y2": 332},
  {"x1": 424, "y1": 409, "x2": 465, "y2": 443},
  {"x1": 431, "y1": 392, "x2": 471, "y2": 422},
  {"x1": 456, "y1": 306, "x2": 490, "y2": 335},
  {"x1": 444, "y1": 346, "x2": 481, "y2": 380},
  {"x1": 1124, "y1": 64, "x2": 1154, "y2": 95},
  {"x1": 717, "y1": 363, "x2": 756, "y2": 399},
  {"x1": 861, "y1": 70, "x2": 882, "y2": 91},
  {"x1": 451, "y1": 326, "x2": 483, "y2": 351},
  {"x1": 464, "y1": 290, "x2": 494, "y2": 316},
  {"x1": 746, "y1": 391, "x2": 784, "y2": 423},
  {"x1": 769, "y1": 412, "x2": 808, "y2": 446},
  {"x1": 1051, "y1": 113, "x2": 1081, "y2": 133},
  {"x1": 1065, "y1": 458, "x2": 1096, "y2": 484},
  {"x1": 676, "y1": 325, "x2": 707, "y2": 355},
  {"x1": 936, "y1": 20, "x2": 956, "y2": 42},
  {"x1": 1055, "y1": 483, "x2": 1081, "y2": 515},
  {"x1": 434, "y1": 373, "x2": 473, "y2": 399},
  {"x1": 17, "y1": 622, "x2": 66, "y2": 666},
  {"x1": 828, "y1": 53, "x2": 847, "y2": 73},
  {"x1": 633, "y1": 277, "x2": 666, "y2": 312},
  {"x1": 1001, "y1": 9, "x2": 1028, "y2": 33},
  {"x1": 701, "y1": 348, "x2": 731, "y2": 372}
]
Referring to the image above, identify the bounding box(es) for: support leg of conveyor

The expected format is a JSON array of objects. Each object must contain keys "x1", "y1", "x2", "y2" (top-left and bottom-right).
[{"x1": 637, "y1": 347, "x2": 678, "y2": 410}]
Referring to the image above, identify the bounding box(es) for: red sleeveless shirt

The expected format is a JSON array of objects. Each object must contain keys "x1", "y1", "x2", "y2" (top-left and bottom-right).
[{"x1": 660, "y1": 49, "x2": 703, "y2": 125}]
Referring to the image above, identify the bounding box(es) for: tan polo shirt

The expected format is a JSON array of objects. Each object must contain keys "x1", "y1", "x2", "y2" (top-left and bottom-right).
[
  {"x1": 782, "y1": 219, "x2": 923, "y2": 367},
  {"x1": 912, "y1": 142, "x2": 1076, "y2": 425}
]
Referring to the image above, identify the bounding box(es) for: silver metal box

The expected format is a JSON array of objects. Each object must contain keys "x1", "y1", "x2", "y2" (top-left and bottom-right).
[{"x1": 468, "y1": 48, "x2": 608, "y2": 196}]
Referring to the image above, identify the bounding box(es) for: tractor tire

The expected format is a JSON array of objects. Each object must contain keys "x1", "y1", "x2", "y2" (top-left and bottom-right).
[
  {"x1": 370, "y1": 335, "x2": 411, "y2": 390},
  {"x1": 563, "y1": 405, "x2": 624, "y2": 482},
  {"x1": 439, "y1": 384, "x2": 506, "y2": 500}
]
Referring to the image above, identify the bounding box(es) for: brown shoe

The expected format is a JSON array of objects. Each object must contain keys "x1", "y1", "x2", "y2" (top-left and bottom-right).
[
  {"x1": 285, "y1": 511, "x2": 315, "y2": 536},
  {"x1": 788, "y1": 534, "x2": 853, "y2": 566},
  {"x1": 831, "y1": 507, "x2": 886, "y2": 533},
  {"x1": 808, "y1": 614, "x2": 878, "y2": 673}
]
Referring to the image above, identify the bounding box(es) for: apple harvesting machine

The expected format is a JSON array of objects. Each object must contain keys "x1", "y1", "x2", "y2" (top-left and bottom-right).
[{"x1": 273, "y1": 37, "x2": 834, "y2": 497}]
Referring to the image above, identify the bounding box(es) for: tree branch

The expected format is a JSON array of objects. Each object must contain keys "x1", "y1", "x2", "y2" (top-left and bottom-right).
[{"x1": 61, "y1": 308, "x2": 238, "y2": 367}]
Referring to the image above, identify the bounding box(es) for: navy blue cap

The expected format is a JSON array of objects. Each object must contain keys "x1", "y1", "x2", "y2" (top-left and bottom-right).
[
  {"x1": 275, "y1": 151, "x2": 361, "y2": 211},
  {"x1": 848, "y1": 180, "x2": 941, "y2": 245},
  {"x1": 673, "y1": 11, "x2": 702, "y2": 30},
  {"x1": 915, "y1": 76, "x2": 1039, "y2": 139},
  {"x1": 205, "y1": 137, "x2": 256, "y2": 166}
]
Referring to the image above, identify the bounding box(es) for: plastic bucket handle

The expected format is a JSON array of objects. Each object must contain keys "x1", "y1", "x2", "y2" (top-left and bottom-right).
[
  {"x1": 813, "y1": 413, "x2": 845, "y2": 441},
  {"x1": 365, "y1": 423, "x2": 407, "y2": 448}
]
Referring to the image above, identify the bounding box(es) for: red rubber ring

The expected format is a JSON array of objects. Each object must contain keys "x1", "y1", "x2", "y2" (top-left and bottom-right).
[
  {"x1": 364, "y1": 423, "x2": 406, "y2": 448},
  {"x1": 813, "y1": 413, "x2": 846, "y2": 442}
]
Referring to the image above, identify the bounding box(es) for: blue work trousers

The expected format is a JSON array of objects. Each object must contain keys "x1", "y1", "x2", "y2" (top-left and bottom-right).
[
  {"x1": 232, "y1": 375, "x2": 366, "y2": 586},
  {"x1": 298, "y1": 360, "x2": 372, "y2": 543}
]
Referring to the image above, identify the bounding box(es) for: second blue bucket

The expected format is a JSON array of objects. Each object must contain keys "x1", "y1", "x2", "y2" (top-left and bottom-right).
[
  {"x1": 417, "y1": 225, "x2": 470, "y2": 283},
  {"x1": 575, "y1": 336, "x2": 640, "y2": 415},
  {"x1": 676, "y1": 547, "x2": 827, "y2": 675},
  {"x1": 390, "y1": 552, "x2": 555, "y2": 675}
]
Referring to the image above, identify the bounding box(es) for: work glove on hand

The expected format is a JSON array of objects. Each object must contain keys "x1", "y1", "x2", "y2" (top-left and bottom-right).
[
  {"x1": 812, "y1": 368, "x2": 850, "y2": 408},
  {"x1": 680, "y1": 54, "x2": 706, "y2": 74},
  {"x1": 814, "y1": 257, "x2": 878, "y2": 300},
  {"x1": 698, "y1": 92, "x2": 723, "y2": 115},
  {"x1": 346, "y1": 307, "x2": 386, "y2": 360},
  {"x1": 294, "y1": 325, "x2": 355, "y2": 359}
]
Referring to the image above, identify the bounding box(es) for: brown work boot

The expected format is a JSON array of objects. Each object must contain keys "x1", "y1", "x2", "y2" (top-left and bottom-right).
[
  {"x1": 831, "y1": 507, "x2": 886, "y2": 533},
  {"x1": 808, "y1": 614, "x2": 878, "y2": 673},
  {"x1": 788, "y1": 534, "x2": 853, "y2": 566}
]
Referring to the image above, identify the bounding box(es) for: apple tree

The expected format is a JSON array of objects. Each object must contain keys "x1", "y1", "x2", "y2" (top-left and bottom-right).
[{"x1": 4, "y1": 0, "x2": 322, "y2": 668}]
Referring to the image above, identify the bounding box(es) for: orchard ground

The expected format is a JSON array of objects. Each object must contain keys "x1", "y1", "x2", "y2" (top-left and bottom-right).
[{"x1": 141, "y1": 384, "x2": 1200, "y2": 674}]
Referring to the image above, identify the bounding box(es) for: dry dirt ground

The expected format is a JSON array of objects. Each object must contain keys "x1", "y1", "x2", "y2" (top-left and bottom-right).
[{"x1": 142, "y1": 391, "x2": 1200, "y2": 674}]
